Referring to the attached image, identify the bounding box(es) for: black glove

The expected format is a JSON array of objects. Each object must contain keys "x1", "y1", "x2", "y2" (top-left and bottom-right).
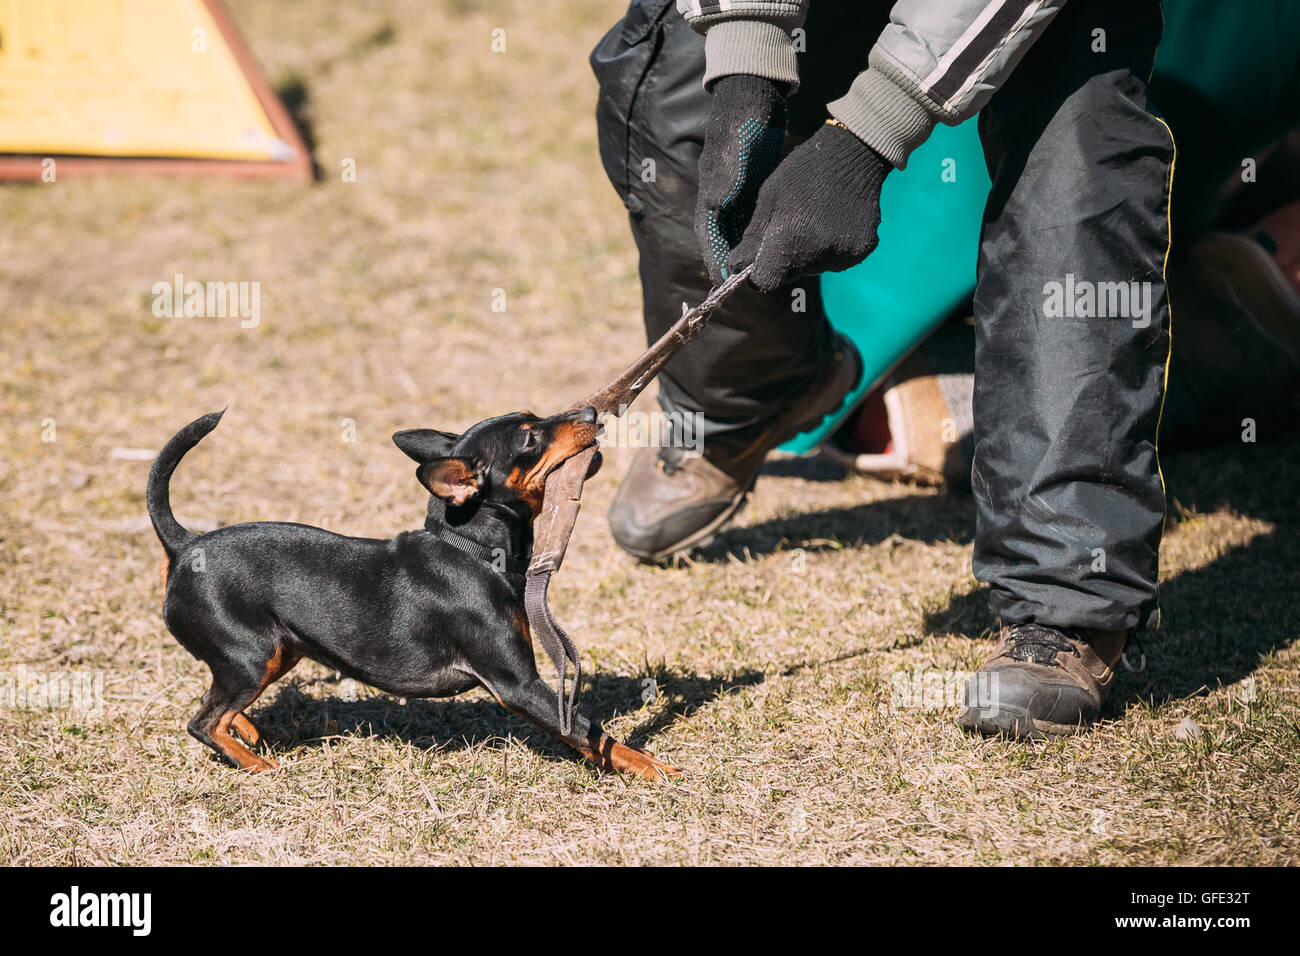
[
  {"x1": 695, "y1": 74, "x2": 788, "y2": 284},
  {"x1": 730, "y1": 121, "x2": 891, "y2": 293}
]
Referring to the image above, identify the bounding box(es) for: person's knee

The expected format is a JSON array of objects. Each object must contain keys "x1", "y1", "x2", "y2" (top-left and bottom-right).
[{"x1": 591, "y1": 2, "x2": 707, "y2": 218}]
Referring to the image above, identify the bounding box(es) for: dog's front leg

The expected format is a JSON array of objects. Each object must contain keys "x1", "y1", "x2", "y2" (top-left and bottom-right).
[{"x1": 486, "y1": 674, "x2": 680, "y2": 782}]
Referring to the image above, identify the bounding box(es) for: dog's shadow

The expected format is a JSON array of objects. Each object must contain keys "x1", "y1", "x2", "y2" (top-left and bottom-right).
[{"x1": 251, "y1": 669, "x2": 764, "y2": 765}]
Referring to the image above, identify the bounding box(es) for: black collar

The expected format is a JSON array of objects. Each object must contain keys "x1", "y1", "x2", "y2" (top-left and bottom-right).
[{"x1": 431, "y1": 522, "x2": 529, "y2": 577}]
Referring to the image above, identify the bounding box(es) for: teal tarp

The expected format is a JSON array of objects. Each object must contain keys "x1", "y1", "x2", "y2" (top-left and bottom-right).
[{"x1": 782, "y1": 121, "x2": 988, "y2": 453}]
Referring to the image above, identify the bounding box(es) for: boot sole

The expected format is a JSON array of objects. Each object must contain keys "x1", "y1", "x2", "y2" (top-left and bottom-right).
[
  {"x1": 625, "y1": 486, "x2": 754, "y2": 564},
  {"x1": 957, "y1": 706, "x2": 1089, "y2": 741}
]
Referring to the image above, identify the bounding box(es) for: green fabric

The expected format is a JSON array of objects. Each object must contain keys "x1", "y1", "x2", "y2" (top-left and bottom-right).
[{"x1": 781, "y1": 122, "x2": 988, "y2": 453}]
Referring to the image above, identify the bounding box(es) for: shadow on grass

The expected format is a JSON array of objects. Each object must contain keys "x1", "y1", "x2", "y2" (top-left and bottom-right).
[
  {"x1": 700, "y1": 433, "x2": 1298, "y2": 714},
  {"x1": 918, "y1": 528, "x2": 1299, "y2": 714},
  {"x1": 917, "y1": 437, "x2": 1300, "y2": 713},
  {"x1": 251, "y1": 669, "x2": 764, "y2": 765},
  {"x1": 275, "y1": 74, "x2": 321, "y2": 181},
  {"x1": 1106, "y1": 437, "x2": 1299, "y2": 708},
  {"x1": 244, "y1": 439, "x2": 1294, "y2": 760},
  {"x1": 1115, "y1": 528, "x2": 1298, "y2": 708},
  {"x1": 690, "y1": 488, "x2": 976, "y2": 564}
]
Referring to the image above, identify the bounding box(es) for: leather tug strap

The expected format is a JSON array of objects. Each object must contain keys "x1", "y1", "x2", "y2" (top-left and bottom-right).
[{"x1": 526, "y1": 264, "x2": 754, "y2": 734}]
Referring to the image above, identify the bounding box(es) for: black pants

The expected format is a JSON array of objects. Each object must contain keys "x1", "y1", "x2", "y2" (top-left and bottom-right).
[{"x1": 591, "y1": 0, "x2": 1174, "y2": 632}]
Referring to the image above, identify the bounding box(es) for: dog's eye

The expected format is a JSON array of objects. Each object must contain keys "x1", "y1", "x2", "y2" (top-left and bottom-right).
[{"x1": 521, "y1": 430, "x2": 538, "y2": 451}]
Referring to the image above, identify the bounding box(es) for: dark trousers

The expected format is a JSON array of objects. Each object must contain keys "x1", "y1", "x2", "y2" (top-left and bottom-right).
[{"x1": 591, "y1": 0, "x2": 1173, "y2": 632}]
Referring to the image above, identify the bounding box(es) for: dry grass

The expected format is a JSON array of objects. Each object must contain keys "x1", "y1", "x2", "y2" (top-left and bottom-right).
[{"x1": 1, "y1": 0, "x2": 1297, "y2": 865}]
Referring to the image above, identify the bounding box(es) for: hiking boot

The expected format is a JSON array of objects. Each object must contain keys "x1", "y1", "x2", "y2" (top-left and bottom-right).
[
  {"x1": 957, "y1": 623, "x2": 1130, "y2": 739},
  {"x1": 608, "y1": 334, "x2": 861, "y2": 562}
]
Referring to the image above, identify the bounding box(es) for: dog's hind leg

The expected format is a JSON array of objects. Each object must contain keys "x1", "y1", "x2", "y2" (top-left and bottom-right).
[
  {"x1": 187, "y1": 643, "x2": 300, "y2": 772},
  {"x1": 231, "y1": 644, "x2": 300, "y2": 752},
  {"x1": 188, "y1": 681, "x2": 275, "y2": 771},
  {"x1": 230, "y1": 713, "x2": 261, "y2": 747}
]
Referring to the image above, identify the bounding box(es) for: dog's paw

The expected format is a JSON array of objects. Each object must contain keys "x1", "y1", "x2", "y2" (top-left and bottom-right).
[{"x1": 593, "y1": 737, "x2": 682, "y2": 781}]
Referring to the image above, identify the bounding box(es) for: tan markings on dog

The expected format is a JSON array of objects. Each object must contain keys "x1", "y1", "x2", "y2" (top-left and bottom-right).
[
  {"x1": 505, "y1": 421, "x2": 600, "y2": 518},
  {"x1": 222, "y1": 645, "x2": 301, "y2": 762},
  {"x1": 212, "y1": 710, "x2": 277, "y2": 771},
  {"x1": 159, "y1": 550, "x2": 170, "y2": 589},
  {"x1": 255, "y1": 645, "x2": 300, "y2": 696},
  {"x1": 513, "y1": 608, "x2": 533, "y2": 649},
  {"x1": 506, "y1": 466, "x2": 545, "y2": 517},
  {"x1": 578, "y1": 734, "x2": 682, "y2": 781},
  {"x1": 231, "y1": 713, "x2": 261, "y2": 747},
  {"x1": 491, "y1": 692, "x2": 677, "y2": 780}
]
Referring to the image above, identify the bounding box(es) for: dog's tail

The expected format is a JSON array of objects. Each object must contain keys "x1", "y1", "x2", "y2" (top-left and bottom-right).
[{"x1": 147, "y1": 409, "x2": 225, "y2": 557}]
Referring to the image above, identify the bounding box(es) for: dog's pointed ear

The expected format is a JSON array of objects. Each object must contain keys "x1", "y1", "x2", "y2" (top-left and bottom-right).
[
  {"x1": 416, "y1": 457, "x2": 480, "y2": 506},
  {"x1": 393, "y1": 428, "x2": 460, "y2": 463}
]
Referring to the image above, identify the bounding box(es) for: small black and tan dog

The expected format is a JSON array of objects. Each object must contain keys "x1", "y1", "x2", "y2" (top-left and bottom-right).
[{"x1": 147, "y1": 408, "x2": 678, "y2": 780}]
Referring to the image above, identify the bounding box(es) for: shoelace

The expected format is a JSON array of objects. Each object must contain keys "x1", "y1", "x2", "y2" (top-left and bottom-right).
[{"x1": 1002, "y1": 623, "x2": 1081, "y2": 667}]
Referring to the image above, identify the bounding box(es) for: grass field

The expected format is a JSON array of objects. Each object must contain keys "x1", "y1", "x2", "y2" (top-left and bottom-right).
[{"x1": 1, "y1": 0, "x2": 1298, "y2": 865}]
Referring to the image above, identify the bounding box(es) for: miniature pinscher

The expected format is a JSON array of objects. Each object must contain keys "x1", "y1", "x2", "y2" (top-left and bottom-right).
[{"x1": 147, "y1": 407, "x2": 679, "y2": 780}]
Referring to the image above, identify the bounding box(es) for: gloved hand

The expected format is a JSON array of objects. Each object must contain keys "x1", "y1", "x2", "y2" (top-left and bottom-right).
[
  {"x1": 730, "y1": 121, "x2": 891, "y2": 293},
  {"x1": 695, "y1": 74, "x2": 788, "y2": 284}
]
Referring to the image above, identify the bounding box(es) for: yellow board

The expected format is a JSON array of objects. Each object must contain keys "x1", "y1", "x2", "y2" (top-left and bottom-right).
[{"x1": 0, "y1": 0, "x2": 291, "y2": 161}]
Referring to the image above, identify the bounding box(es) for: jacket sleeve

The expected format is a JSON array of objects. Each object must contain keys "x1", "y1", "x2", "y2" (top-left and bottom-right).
[
  {"x1": 681, "y1": 0, "x2": 1070, "y2": 170},
  {"x1": 829, "y1": 0, "x2": 1070, "y2": 168},
  {"x1": 676, "y1": 1, "x2": 809, "y2": 92}
]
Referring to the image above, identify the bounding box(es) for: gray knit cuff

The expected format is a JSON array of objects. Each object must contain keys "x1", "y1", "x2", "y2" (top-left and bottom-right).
[
  {"x1": 827, "y1": 66, "x2": 936, "y2": 170},
  {"x1": 703, "y1": 20, "x2": 800, "y2": 93}
]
